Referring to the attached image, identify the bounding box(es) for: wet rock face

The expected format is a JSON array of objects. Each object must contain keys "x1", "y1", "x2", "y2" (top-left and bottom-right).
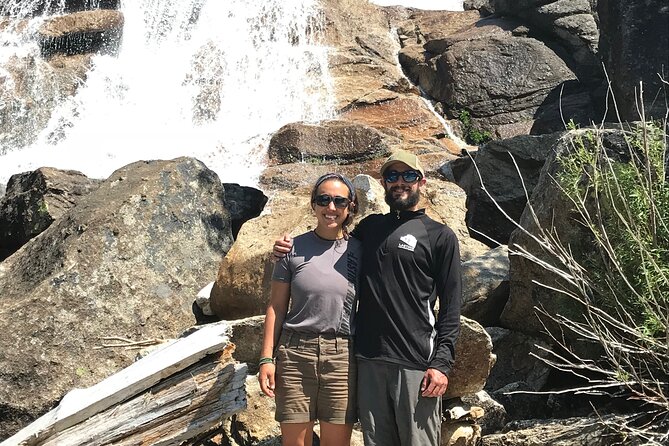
[
  {"x1": 0, "y1": 157, "x2": 233, "y2": 439},
  {"x1": 38, "y1": 10, "x2": 124, "y2": 58},
  {"x1": 0, "y1": 0, "x2": 120, "y2": 18}
]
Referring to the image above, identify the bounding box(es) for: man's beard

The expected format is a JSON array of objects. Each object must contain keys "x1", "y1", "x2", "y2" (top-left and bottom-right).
[{"x1": 385, "y1": 185, "x2": 420, "y2": 211}]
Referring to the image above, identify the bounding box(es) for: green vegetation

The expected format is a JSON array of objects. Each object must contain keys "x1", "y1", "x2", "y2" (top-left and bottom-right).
[
  {"x1": 458, "y1": 110, "x2": 492, "y2": 145},
  {"x1": 528, "y1": 119, "x2": 669, "y2": 443},
  {"x1": 557, "y1": 122, "x2": 668, "y2": 338}
]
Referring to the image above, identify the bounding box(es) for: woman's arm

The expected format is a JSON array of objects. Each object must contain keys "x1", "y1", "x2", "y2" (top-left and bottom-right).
[{"x1": 258, "y1": 280, "x2": 290, "y2": 397}]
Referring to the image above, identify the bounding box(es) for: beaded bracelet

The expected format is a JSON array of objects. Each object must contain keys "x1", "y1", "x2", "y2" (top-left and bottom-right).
[{"x1": 258, "y1": 356, "x2": 275, "y2": 366}]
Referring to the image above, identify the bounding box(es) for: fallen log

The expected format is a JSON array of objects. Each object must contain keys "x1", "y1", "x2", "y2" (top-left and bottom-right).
[{"x1": 2, "y1": 321, "x2": 247, "y2": 446}]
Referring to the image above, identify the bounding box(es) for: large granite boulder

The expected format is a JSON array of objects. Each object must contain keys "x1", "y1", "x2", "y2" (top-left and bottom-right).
[
  {"x1": 461, "y1": 246, "x2": 509, "y2": 327},
  {"x1": 0, "y1": 157, "x2": 233, "y2": 439},
  {"x1": 400, "y1": 16, "x2": 593, "y2": 139},
  {"x1": 445, "y1": 317, "x2": 495, "y2": 399},
  {"x1": 268, "y1": 120, "x2": 394, "y2": 165},
  {"x1": 484, "y1": 327, "x2": 551, "y2": 392},
  {"x1": 0, "y1": 167, "x2": 100, "y2": 260},
  {"x1": 445, "y1": 132, "x2": 563, "y2": 246},
  {"x1": 501, "y1": 130, "x2": 597, "y2": 337},
  {"x1": 484, "y1": 0, "x2": 601, "y2": 80}
]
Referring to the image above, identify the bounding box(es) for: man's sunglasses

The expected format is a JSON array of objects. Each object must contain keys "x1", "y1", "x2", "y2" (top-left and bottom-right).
[
  {"x1": 383, "y1": 170, "x2": 422, "y2": 184},
  {"x1": 314, "y1": 194, "x2": 351, "y2": 209}
]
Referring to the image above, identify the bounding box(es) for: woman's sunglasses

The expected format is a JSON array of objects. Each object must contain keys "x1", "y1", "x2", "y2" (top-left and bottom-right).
[
  {"x1": 383, "y1": 170, "x2": 422, "y2": 184},
  {"x1": 314, "y1": 194, "x2": 351, "y2": 209}
]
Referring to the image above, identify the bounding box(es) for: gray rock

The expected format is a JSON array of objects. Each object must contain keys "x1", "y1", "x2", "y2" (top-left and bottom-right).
[
  {"x1": 0, "y1": 167, "x2": 100, "y2": 261},
  {"x1": 501, "y1": 129, "x2": 609, "y2": 338},
  {"x1": 490, "y1": 381, "x2": 549, "y2": 420},
  {"x1": 268, "y1": 120, "x2": 393, "y2": 165},
  {"x1": 482, "y1": 415, "x2": 640, "y2": 445},
  {"x1": 484, "y1": 327, "x2": 551, "y2": 392},
  {"x1": 408, "y1": 22, "x2": 593, "y2": 139},
  {"x1": 598, "y1": 0, "x2": 669, "y2": 121},
  {"x1": 463, "y1": 0, "x2": 495, "y2": 16},
  {"x1": 446, "y1": 317, "x2": 496, "y2": 399},
  {"x1": 0, "y1": 157, "x2": 233, "y2": 439},
  {"x1": 227, "y1": 316, "x2": 265, "y2": 375},
  {"x1": 222, "y1": 184, "x2": 268, "y2": 239},
  {"x1": 461, "y1": 246, "x2": 509, "y2": 327},
  {"x1": 491, "y1": 0, "x2": 601, "y2": 80},
  {"x1": 455, "y1": 132, "x2": 562, "y2": 246}
]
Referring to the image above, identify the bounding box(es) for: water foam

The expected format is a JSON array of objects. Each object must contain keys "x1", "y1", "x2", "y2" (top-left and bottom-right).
[{"x1": 0, "y1": 0, "x2": 333, "y2": 188}]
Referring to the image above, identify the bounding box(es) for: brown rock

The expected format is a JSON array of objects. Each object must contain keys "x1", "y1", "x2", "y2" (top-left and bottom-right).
[
  {"x1": 210, "y1": 175, "x2": 389, "y2": 320},
  {"x1": 422, "y1": 177, "x2": 490, "y2": 262},
  {"x1": 321, "y1": 0, "x2": 408, "y2": 112},
  {"x1": 341, "y1": 96, "x2": 459, "y2": 154},
  {"x1": 441, "y1": 422, "x2": 481, "y2": 446},
  {"x1": 210, "y1": 189, "x2": 314, "y2": 320},
  {"x1": 268, "y1": 120, "x2": 394, "y2": 165},
  {"x1": 38, "y1": 10, "x2": 124, "y2": 57},
  {"x1": 445, "y1": 317, "x2": 495, "y2": 399}
]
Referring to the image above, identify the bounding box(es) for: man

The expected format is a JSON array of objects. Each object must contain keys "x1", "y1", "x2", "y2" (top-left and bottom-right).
[{"x1": 274, "y1": 150, "x2": 462, "y2": 446}]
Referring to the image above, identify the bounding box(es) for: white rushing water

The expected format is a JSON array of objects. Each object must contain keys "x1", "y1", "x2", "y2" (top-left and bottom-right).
[{"x1": 0, "y1": 0, "x2": 334, "y2": 187}]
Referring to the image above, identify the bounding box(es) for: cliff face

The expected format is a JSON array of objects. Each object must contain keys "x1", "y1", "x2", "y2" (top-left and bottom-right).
[
  {"x1": 597, "y1": 0, "x2": 669, "y2": 120},
  {"x1": 0, "y1": 0, "x2": 666, "y2": 444}
]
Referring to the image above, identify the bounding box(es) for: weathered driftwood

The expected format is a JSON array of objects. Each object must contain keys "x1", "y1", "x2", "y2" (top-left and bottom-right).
[{"x1": 3, "y1": 321, "x2": 247, "y2": 446}]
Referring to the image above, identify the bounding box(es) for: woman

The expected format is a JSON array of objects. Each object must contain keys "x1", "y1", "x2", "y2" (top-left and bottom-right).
[{"x1": 258, "y1": 173, "x2": 361, "y2": 446}]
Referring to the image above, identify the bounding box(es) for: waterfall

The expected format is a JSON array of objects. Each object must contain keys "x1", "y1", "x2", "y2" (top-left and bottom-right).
[{"x1": 0, "y1": 0, "x2": 334, "y2": 188}]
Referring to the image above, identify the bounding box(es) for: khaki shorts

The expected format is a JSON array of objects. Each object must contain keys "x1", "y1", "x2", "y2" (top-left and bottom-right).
[{"x1": 275, "y1": 329, "x2": 357, "y2": 424}]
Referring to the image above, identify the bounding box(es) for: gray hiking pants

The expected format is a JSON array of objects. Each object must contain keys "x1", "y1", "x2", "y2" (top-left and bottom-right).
[{"x1": 357, "y1": 358, "x2": 442, "y2": 446}]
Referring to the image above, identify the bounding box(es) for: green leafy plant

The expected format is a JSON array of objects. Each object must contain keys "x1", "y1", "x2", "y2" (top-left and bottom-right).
[
  {"x1": 557, "y1": 122, "x2": 668, "y2": 338},
  {"x1": 458, "y1": 109, "x2": 492, "y2": 145}
]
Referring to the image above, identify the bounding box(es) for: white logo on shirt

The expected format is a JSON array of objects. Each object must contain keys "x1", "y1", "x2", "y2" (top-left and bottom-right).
[{"x1": 398, "y1": 234, "x2": 417, "y2": 252}]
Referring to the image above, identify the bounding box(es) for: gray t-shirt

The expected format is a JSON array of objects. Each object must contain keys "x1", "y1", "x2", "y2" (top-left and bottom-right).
[{"x1": 272, "y1": 231, "x2": 362, "y2": 335}]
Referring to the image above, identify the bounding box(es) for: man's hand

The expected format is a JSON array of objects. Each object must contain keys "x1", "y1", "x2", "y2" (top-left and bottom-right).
[
  {"x1": 421, "y1": 368, "x2": 449, "y2": 397},
  {"x1": 271, "y1": 234, "x2": 293, "y2": 262},
  {"x1": 258, "y1": 363, "x2": 276, "y2": 397}
]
